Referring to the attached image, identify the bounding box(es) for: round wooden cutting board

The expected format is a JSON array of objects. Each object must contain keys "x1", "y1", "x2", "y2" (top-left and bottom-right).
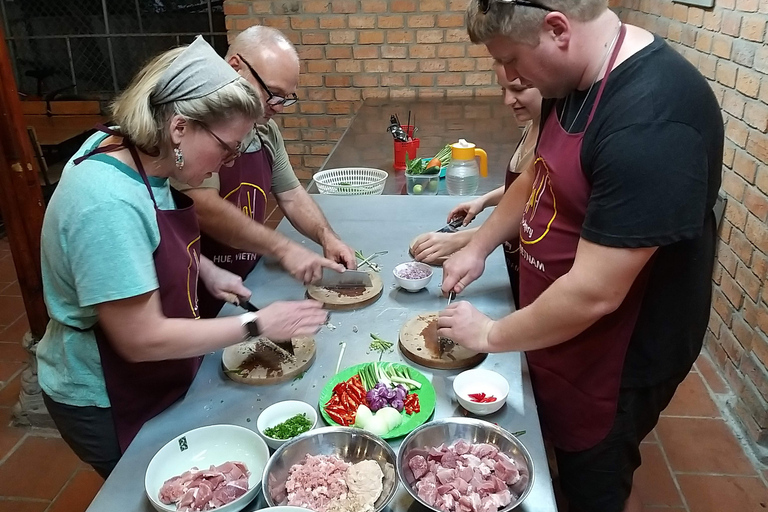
[
  {"x1": 306, "y1": 271, "x2": 383, "y2": 310},
  {"x1": 399, "y1": 312, "x2": 486, "y2": 369},
  {"x1": 409, "y1": 237, "x2": 449, "y2": 266},
  {"x1": 222, "y1": 336, "x2": 315, "y2": 385}
]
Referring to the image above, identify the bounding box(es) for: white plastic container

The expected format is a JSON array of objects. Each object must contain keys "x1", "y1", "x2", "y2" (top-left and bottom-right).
[{"x1": 445, "y1": 139, "x2": 487, "y2": 196}]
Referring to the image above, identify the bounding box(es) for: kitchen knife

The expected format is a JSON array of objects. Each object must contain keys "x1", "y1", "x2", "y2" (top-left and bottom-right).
[
  {"x1": 318, "y1": 268, "x2": 373, "y2": 288},
  {"x1": 437, "y1": 216, "x2": 466, "y2": 233}
]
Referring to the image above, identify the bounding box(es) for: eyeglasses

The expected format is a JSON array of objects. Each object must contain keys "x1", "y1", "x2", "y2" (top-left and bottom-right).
[
  {"x1": 237, "y1": 53, "x2": 299, "y2": 108},
  {"x1": 197, "y1": 122, "x2": 251, "y2": 164},
  {"x1": 479, "y1": 0, "x2": 555, "y2": 14}
]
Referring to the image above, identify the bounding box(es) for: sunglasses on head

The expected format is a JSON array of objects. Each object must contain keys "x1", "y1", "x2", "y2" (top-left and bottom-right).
[
  {"x1": 479, "y1": 0, "x2": 555, "y2": 14},
  {"x1": 237, "y1": 53, "x2": 299, "y2": 108}
]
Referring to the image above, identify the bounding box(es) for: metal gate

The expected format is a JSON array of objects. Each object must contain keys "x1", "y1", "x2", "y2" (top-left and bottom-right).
[{"x1": 1, "y1": 0, "x2": 227, "y2": 98}]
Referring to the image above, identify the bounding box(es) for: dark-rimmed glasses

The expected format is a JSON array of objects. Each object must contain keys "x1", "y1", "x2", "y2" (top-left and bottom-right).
[
  {"x1": 479, "y1": 0, "x2": 555, "y2": 14},
  {"x1": 237, "y1": 53, "x2": 299, "y2": 107},
  {"x1": 197, "y1": 122, "x2": 251, "y2": 164}
]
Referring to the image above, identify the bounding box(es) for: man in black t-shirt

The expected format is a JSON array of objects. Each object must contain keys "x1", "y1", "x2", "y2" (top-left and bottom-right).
[{"x1": 438, "y1": 1, "x2": 723, "y2": 511}]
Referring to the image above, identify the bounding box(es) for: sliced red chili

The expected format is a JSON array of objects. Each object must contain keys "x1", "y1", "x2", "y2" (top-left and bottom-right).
[{"x1": 468, "y1": 392, "x2": 497, "y2": 403}]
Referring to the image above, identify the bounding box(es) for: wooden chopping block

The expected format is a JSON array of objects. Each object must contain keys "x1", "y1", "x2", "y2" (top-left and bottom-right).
[
  {"x1": 399, "y1": 312, "x2": 486, "y2": 369},
  {"x1": 306, "y1": 271, "x2": 383, "y2": 310},
  {"x1": 222, "y1": 336, "x2": 315, "y2": 385}
]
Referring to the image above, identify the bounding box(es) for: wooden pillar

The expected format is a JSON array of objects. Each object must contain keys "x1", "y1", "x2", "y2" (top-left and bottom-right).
[{"x1": 0, "y1": 25, "x2": 51, "y2": 427}]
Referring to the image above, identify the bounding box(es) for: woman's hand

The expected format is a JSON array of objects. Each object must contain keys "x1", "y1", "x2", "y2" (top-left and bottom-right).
[
  {"x1": 255, "y1": 300, "x2": 328, "y2": 339},
  {"x1": 200, "y1": 260, "x2": 251, "y2": 304},
  {"x1": 447, "y1": 197, "x2": 486, "y2": 226},
  {"x1": 411, "y1": 231, "x2": 473, "y2": 264}
]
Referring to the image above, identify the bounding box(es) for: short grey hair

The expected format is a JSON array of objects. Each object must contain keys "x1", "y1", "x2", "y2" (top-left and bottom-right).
[
  {"x1": 226, "y1": 25, "x2": 299, "y2": 61},
  {"x1": 467, "y1": 0, "x2": 608, "y2": 46}
]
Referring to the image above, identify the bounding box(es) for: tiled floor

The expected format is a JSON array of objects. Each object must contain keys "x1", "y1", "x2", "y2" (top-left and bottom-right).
[{"x1": 1, "y1": 228, "x2": 767, "y2": 511}]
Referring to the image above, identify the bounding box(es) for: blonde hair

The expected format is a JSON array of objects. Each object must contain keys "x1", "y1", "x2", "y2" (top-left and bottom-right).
[
  {"x1": 467, "y1": 0, "x2": 607, "y2": 46},
  {"x1": 110, "y1": 46, "x2": 262, "y2": 154}
]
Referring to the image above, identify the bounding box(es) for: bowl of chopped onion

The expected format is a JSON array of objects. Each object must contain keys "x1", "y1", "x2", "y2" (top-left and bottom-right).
[
  {"x1": 257, "y1": 400, "x2": 318, "y2": 450},
  {"x1": 393, "y1": 261, "x2": 433, "y2": 292}
]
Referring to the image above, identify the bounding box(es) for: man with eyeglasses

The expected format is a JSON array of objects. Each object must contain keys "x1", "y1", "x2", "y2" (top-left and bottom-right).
[
  {"x1": 176, "y1": 26, "x2": 356, "y2": 319},
  {"x1": 438, "y1": 1, "x2": 723, "y2": 511}
]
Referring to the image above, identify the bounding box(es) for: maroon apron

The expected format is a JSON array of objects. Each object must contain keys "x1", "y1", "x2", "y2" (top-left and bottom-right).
[
  {"x1": 518, "y1": 25, "x2": 653, "y2": 452},
  {"x1": 74, "y1": 126, "x2": 203, "y2": 452},
  {"x1": 197, "y1": 132, "x2": 273, "y2": 318},
  {"x1": 503, "y1": 154, "x2": 522, "y2": 308}
]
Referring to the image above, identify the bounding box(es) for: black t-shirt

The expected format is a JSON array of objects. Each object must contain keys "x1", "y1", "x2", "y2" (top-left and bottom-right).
[{"x1": 542, "y1": 35, "x2": 724, "y2": 387}]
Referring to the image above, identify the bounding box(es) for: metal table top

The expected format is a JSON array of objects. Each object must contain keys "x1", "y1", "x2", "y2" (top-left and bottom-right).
[
  {"x1": 87, "y1": 195, "x2": 556, "y2": 512},
  {"x1": 310, "y1": 98, "x2": 524, "y2": 196}
]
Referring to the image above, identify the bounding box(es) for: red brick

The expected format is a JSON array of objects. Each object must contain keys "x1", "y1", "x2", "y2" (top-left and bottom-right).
[
  {"x1": 419, "y1": 88, "x2": 448, "y2": 99},
  {"x1": 391, "y1": 0, "x2": 417, "y2": 12},
  {"x1": 234, "y1": 18, "x2": 259, "y2": 30},
  {"x1": 744, "y1": 186, "x2": 768, "y2": 221},
  {"x1": 720, "y1": 318, "x2": 746, "y2": 360},
  {"x1": 336, "y1": 59, "x2": 364, "y2": 73},
  {"x1": 722, "y1": 89, "x2": 746, "y2": 118},
  {"x1": 250, "y1": 1, "x2": 272, "y2": 13},
  {"x1": 359, "y1": 31, "x2": 384, "y2": 44},
  {"x1": 755, "y1": 45, "x2": 768, "y2": 74},
  {"x1": 329, "y1": 31, "x2": 355, "y2": 44},
  {"x1": 668, "y1": 22, "x2": 683, "y2": 42},
  {"x1": 301, "y1": 128, "x2": 327, "y2": 140},
  {"x1": 744, "y1": 101, "x2": 768, "y2": 132},
  {"x1": 724, "y1": 142, "x2": 737, "y2": 168},
  {"x1": 699, "y1": 54, "x2": 717, "y2": 79},
  {"x1": 673, "y1": 3, "x2": 689, "y2": 21},
  {"x1": 703, "y1": 10, "x2": 723, "y2": 30},
  {"x1": 725, "y1": 198, "x2": 749, "y2": 229},
  {"x1": 349, "y1": 15, "x2": 376, "y2": 28},
  {"x1": 757, "y1": 165, "x2": 768, "y2": 195},
  {"x1": 381, "y1": 74, "x2": 406, "y2": 87},
  {"x1": 438, "y1": 45, "x2": 466, "y2": 58},
  {"x1": 719, "y1": 245, "x2": 739, "y2": 276},
  {"x1": 352, "y1": 46, "x2": 379, "y2": 59},
  {"x1": 386, "y1": 30, "x2": 414, "y2": 44},
  {"x1": 448, "y1": 58, "x2": 475, "y2": 72},
  {"x1": 751, "y1": 250, "x2": 768, "y2": 281},
  {"x1": 303, "y1": 1, "x2": 331, "y2": 13},
  {"x1": 687, "y1": 6, "x2": 704, "y2": 26},
  {"x1": 352, "y1": 75, "x2": 379, "y2": 87},
  {"x1": 437, "y1": 73, "x2": 464, "y2": 86},
  {"x1": 299, "y1": 103, "x2": 325, "y2": 115},
  {"x1": 419, "y1": 59, "x2": 446, "y2": 72},
  {"x1": 438, "y1": 13, "x2": 465, "y2": 27},
  {"x1": 390, "y1": 88, "x2": 417, "y2": 99},
  {"x1": 726, "y1": 117, "x2": 749, "y2": 148},
  {"x1": 759, "y1": 307, "x2": 768, "y2": 337},
  {"x1": 446, "y1": 88, "x2": 474, "y2": 98},
  {"x1": 741, "y1": 15, "x2": 767, "y2": 41},
  {"x1": 712, "y1": 288, "x2": 734, "y2": 326},
  {"x1": 409, "y1": 75, "x2": 435, "y2": 87},
  {"x1": 362, "y1": 89, "x2": 388, "y2": 100},
  {"x1": 722, "y1": 11, "x2": 743, "y2": 36},
  {"x1": 306, "y1": 117, "x2": 333, "y2": 129},
  {"x1": 729, "y1": 226, "x2": 755, "y2": 264},
  {"x1": 331, "y1": 0, "x2": 357, "y2": 13},
  {"x1": 310, "y1": 143, "x2": 335, "y2": 156},
  {"x1": 392, "y1": 60, "x2": 418, "y2": 72},
  {"x1": 378, "y1": 15, "x2": 404, "y2": 28},
  {"x1": 291, "y1": 17, "x2": 319, "y2": 29},
  {"x1": 360, "y1": 0, "x2": 387, "y2": 12},
  {"x1": 737, "y1": 0, "x2": 760, "y2": 10},
  {"x1": 381, "y1": 45, "x2": 407, "y2": 59},
  {"x1": 325, "y1": 75, "x2": 352, "y2": 87},
  {"x1": 695, "y1": 31, "x2": 712, "y2": 52},
  {"x1": 408, "y1": 15, "x2": 436, "y2": 27},
  {"x1": 409, "y1": 44, "x2": 436, "y2": 58},
  {"x1": 736, "y1": 262, "x2": 762, "y2": 303},
  {"x1": 223, "y1": 1, "x2": 249, "y2": 15},
  {"x1": 417, "y1": 29, "x2": 444, "y2": 44},
  {"x1": 716, "y1": 60, "x2": 738, "y2": 88},
  {"x1": 446, "y1": 28, "x2": 470, "y2": 43},
  {"x1": 420, "y1": 0, "x2": 448, "y2": 10},
  {"x1": 467, "y1": 45, "x2": 491, "y2": 58},
  {"x1": 449, "y1": 0, "x2": 471, "y2": 9},
  {"x1": 745, "y1": 297, "x2": 761, "y2": 326},
  {"x1": 363, "y1": 60, "x2": 389, "y2": 73},
  {"x1": 747, "y1": 130, "x2": 768, "y2": 164},
  {"x1": 306, "y1": 61, "x2": 334, "y2": 73},
  {"x1": 466, "y1": 72, "x2": 493, "y2": 86},
  {"x1": 298, "y1": 46, "x2": 324, "y2": 60},
  {"x1": 745, "y1": 214, "x2": 768, "y2": 253},
  {"x1": 733, "y1": 314, "x2": 757, "y2": 349},
  {"x1": 325, "y1": 46, "x2": 352, "y2": 59},
  {"x1": 299, "y1": 74, "x2": 323, "y2": 87},
  {"x1": 319, "y1": 16, "x2": 347, "y2": 29},
  {"x1": 733, "y1": 150, "x2": 758, "y2": 182},
  {"x1": 301, "y1": 31, "x2": 328, "y2": 44},
  {"x1": 335, "y1": 89, "x2": 362, "y2": 102}
]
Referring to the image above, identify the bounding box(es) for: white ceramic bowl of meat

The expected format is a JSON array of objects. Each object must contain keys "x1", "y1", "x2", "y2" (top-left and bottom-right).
[
  {"x1": 262, "y1": 426, "x2": 398, "y2": 512},
  {"x1": 397, "y1": 418, "x2": 534, "y2": 512},
  {"x1": 145, "y1": 424, "x2": 270, "y2": 512},
  {"x1": 453, "y1": 368, "x2": 509, "y2": 415},
  {"x1": 256, "y1": 400, "x2": 318, "y2": 450},
  {"x1": 393, "y1": 261, "x2": 433, "y2": 292}
]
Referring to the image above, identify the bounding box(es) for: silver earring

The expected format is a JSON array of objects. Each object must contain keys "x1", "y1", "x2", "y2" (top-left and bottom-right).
[{"x1": 174, "y1": 146, "x2": 184, "y2": 170}]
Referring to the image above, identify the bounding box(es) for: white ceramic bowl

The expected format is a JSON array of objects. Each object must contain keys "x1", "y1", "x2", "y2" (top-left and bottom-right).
[
  {"x1": 393, "y1": 261, "x2": 433, "y2": 292},
  {"x1": 145, "y1": 424, "x2": 270, "y2": 512},
  {"x1": 256, "y1": 400, "x2": 318, "y2": 450},
  {"x1": 453, "y1": 368, "x2": 510, "y2": 415}
]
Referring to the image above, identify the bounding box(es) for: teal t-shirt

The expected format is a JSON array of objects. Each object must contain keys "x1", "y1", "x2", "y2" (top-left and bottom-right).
[{"x1": 37, "y1": 131, "x2": 176, "y2": 408}]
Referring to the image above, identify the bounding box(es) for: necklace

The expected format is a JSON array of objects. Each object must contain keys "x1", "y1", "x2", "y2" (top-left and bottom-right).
[{"x1": 559, "y1": 22, "x2": 622, "y2": 133}]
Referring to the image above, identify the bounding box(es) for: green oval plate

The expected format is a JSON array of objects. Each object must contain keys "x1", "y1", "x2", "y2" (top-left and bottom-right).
[{"x1": 319, "y1": 362, "x2": 436, "y2": 439}]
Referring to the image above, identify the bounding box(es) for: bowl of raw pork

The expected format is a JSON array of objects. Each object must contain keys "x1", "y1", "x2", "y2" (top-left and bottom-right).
[
  {"x1": 397, "y1": 418, "x2": 534, "y2": 512},
  {"x1": 393, "y1": 261, "x2": 433, "y2": 292},
  {"x1": 145, "y1": 424, "x2": 270, "y2": 512},
  {"x1": 262, "y1": 426, "x2": 398, "y2": 512}
]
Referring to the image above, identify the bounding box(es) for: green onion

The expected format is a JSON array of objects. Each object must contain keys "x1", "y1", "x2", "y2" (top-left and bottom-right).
[
  {"x1": 263, "y1": 413, "x2": 313, "y2": 439},
  {"x1": 369, "y1": 333, "x2": 394, "y2": 361}
]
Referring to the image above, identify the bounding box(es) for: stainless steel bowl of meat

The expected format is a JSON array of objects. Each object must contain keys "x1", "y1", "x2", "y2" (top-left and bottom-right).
[
  {"x1": 397, "y1": 418, "x2": 534, "y2": 512},
  {"x1": 262, "y1": 426, "x2": 398, "y2": 512}
]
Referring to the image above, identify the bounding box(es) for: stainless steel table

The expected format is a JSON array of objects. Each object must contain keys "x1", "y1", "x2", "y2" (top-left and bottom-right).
[{"x1": 87, "y1": 196, "x2": 556, "y2": 512}]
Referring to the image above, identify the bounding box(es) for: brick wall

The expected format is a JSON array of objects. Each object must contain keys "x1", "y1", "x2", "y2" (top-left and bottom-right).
[
  {"x1": 223, "y1": 0, "x2": 491, "y2": 180},
  {"x1": 609, "y1": 0, "x2": 768, "y2": 454}
]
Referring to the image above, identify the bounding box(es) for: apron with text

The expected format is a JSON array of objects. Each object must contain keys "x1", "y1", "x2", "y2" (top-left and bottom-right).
[
  {"x1": 74, "y1": 126, "x2": 202, "y2": 452},
  {"x1": 197, "y1": 133, "x2": 273, "y2": 318},
  {"x1": 518, "y1": 25, "x2": 653, "y2": 451}
]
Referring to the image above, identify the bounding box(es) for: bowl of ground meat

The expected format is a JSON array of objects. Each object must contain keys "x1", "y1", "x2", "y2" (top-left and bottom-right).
[
  {"x1": 393, "y1": 262, "x2": 433, "y2": 292},
  {"x1": 397, "y1": 418, "x2": 534, "y2": 512},
  {"x1": 262, "y1": 426, "x2": 398, "y2": 512}
]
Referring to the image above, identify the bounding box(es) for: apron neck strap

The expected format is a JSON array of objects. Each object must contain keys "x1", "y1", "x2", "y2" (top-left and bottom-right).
[{"x1": 586, "y1": 23, "x2": 626, "y2": 124}]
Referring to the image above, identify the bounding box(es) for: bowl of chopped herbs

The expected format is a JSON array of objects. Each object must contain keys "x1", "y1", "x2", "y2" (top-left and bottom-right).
[{"x1": 257, "y1": 401, "x2": 318, "y2": 450}]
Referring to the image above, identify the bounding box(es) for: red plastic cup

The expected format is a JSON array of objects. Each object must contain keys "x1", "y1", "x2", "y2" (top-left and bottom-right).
[{"x1": 393, "y1": 125, "x2": 419, "y2": 171}]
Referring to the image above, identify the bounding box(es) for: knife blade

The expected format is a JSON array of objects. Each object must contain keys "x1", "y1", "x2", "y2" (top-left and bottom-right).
[
  {"x1": 238, "y1": 299, "x2": 259, "y2": 312},
  {"x1": 437, "y1": 216, "x2": 466, "y2": 233},
  {"x1": 318, "y1": 268, "x2": 373, "y2": 288}
]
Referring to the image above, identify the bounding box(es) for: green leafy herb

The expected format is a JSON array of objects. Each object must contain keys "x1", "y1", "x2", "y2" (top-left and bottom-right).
[
  {"x1": 263, "y1": 413, "x2": 313, "y2": 439},
  {"x1": 369, "y1": 333, "x2": 394, "y2": 361}
]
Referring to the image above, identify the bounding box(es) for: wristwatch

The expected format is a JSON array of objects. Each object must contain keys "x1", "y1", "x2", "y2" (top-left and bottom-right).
[{"x1": 240, "y1": 312, "x2": 260, "y2": 339}]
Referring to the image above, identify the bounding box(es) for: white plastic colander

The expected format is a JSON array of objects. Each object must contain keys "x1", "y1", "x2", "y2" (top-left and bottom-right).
[{"x1": 313, "y1": 167, "x2": 388, "y2": 195}]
